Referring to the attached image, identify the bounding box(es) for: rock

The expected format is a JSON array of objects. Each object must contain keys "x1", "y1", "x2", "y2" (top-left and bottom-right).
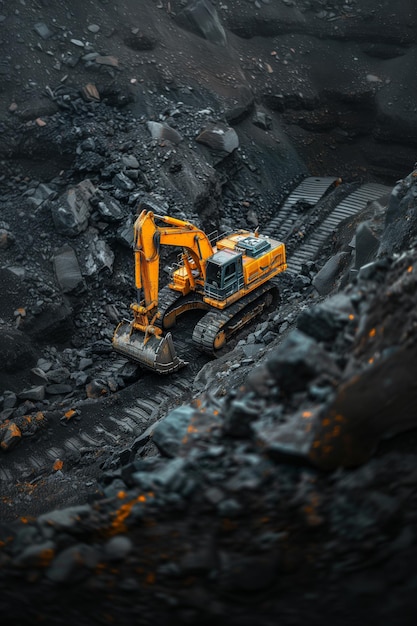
[
  {"x1": 86, "y1": 379, "x2": 109, "y2": 399},
  {"x1": 24, "y1": 301, "x2": 74, "y2": 343},
  {"x1": 38, "y1": 505, "x2": 91, "y2": 531},
  {"x1": 152, "y1": 406, "x2": 196, "y2": 457},
  {"x1": 117, "y1": 217, "x2": 134, "y2": 247},
  {"x1": 46, "y1": 544, "x2": 99, "y2": 583},
  {"x1": 46, "y1": 384, "x2": 73, "y2": 396},
  {"x1": 196, "y1": 123, "x2": 239, "y2": 153},
  {"x1": 53, "y1": 244, "x2": 85, "y2": 294},
  {"x1": 51, "y1": 180, "x2": 96, "y2": 237},
  {"x1": 112, "y1": 172, "x2": 136, "y2": 191},
  {"x1": 176, "y1": 0, "x2": 227, "y2": 46},
  {"x1": 297, "y1": 294, "x2": 355, "y2": 342},
  {"x1": 147, "y1": 121, "x2": 183, "y2": 145},
  {"x1": 104, "y1": 536, "x2": 133, "y2": 561},
  {"x1": 352, "y1": 222, "x2": 380, "y2": 271},
  {"x1": 14, "y1": 541, "x2": 55, "y2": 567},
  {"x1": 310, "y1": 342, "x2": 417, "y2": 470},
  {"x1": 312, "y1": 252, "x2": 351, "y2": 296},
  {"x1": 17, "y1": 386, "x2": 45, "y2": 402},
  {"x1": 47, "y1": 368, "x2": 70, "y2": 384},
  {"x1": 0, "y1": 329, "x2": 36, "y2": 373},
  {"x1": 257, "y1": 330, "x2": 341, "y2": 395},
  {"x1": 121, "y1": 155, "x2": 140, "y2": 169},
  {"x1": 24, "y1": 183, "x2": 55, "y2": 208},
  {"x1": 252, "y1": 110, "x2": 272, "y2": 130},
  {"x1": 132, "y1": 458, "x2": 187, "y2": 490},
  {"x1": 97, "y1": 196, "x2": 124, "y2": 223},
  {"x1": 84, "y1": 236, "x2": 115, "y2": 275},
  {"x1": 223, "y1": 394, "x2": 264, "y2": 437},
  {"x1": 30, "y1": 367, "x2": 49, "y2": 384},
  {"x1": 0, "y1": 226, "x2": 15, "y2": 249},
  {"x1": 33, "y1": 22, "x2": 53, "y2": 40},
  {"x1": 0, "y1": 421, "x2": 22, "y2": 451},
  {"x1": 3, "y1": 391, "x2": 17, "y2": 409},
  {"x1": 253, "y1": 406, "x2": 319, "y2": 465}
]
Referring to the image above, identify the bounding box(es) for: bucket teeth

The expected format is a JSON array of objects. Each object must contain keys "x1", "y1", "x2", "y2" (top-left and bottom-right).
[{"x1": 112, "y1": 323, "x2": 187, "y2": 374}]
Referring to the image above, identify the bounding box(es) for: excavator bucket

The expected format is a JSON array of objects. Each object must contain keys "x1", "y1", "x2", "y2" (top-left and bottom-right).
[{"x1": 112, "y1": 322, "x2": 187, "y2": 374}]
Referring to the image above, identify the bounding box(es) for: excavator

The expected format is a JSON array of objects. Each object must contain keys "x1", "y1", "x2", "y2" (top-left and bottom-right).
[{"x1": 112, "y1": 209, "x2": 287, "y2": 374}]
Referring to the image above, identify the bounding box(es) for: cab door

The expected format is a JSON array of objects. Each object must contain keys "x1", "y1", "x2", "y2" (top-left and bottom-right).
[{"x1": 221, "y1": 256, "x2": 243, "y2": 298}]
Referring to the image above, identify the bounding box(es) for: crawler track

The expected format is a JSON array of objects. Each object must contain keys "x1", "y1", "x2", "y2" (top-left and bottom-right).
[
  {"x1": 263, "y1": 176, "x2": 341, "y2": 239},
  {"x1": 192, "y1": 282, "x2": 279, "y2": 353},
  {"x1": 286, "y1": 182, "x2": 391, "y2": 274}
]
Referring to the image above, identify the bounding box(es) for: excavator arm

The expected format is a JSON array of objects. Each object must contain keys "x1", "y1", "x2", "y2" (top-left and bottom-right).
[
  {"x1": 113, "y1": 209, "x2": 214, "y2": 373},
  {"x1": 132, "y1": 210, "x2": 214, "y2": 319}
]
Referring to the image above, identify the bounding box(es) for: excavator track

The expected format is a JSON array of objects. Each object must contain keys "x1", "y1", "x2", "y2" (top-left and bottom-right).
[
  {"x1": 192, "y1": 281, "x2": 279, "y2": 354},
  {"x1": 156, "y1": 285, "x2": 208, "y2": 330}
]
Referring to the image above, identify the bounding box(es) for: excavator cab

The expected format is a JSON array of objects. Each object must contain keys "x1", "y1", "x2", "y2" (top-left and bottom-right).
[{"x1": 204, "y1": 250, "x2": 244, "y2": 301}]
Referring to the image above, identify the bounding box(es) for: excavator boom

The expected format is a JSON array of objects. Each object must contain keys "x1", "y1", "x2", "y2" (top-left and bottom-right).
[{"x1": 113, "y1": 209, "x2": 214, "y2": 373}]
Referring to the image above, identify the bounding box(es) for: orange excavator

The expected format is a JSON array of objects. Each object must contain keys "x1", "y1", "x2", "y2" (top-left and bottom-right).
[{"x1": 112, "y1": 209, "x2": 287, "y2": 374}]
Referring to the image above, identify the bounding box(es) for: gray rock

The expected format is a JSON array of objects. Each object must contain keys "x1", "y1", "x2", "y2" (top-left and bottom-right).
[
  {"x1": 25, "y1": 183, "x2": 55, "y2": 208},
  {"x1": 196, "y1": 123, "x2": 239, "y2": 153},
  {"x1": 30, "y1": 367, "x2": 49, "y2": 385},
  {"x1": 112, "y1": 172, "x2": 136, "y2": 191},
  {"x1": 297, "y1": 294, "x2": 355, "y2": 342},
  {"x1": 312, "y1": 251, "x2": 351, "y2": 296},
  {"x1": 178, "y1": 0, "x2": 227, "y2": 46},
  {"x1": 122, "y1": 155, "x2": 140, "y2": 169},
  {"x1": 252, "y1": 110, "x2": 272, "y2": 130},
  {"x1": 104, "y1": 536, "x2": 133, "y2": 561},
  {"x1": 46, "y1": 544, "x2": 99, "y2": 583},
  {"x1": 47, "y1": 367, "x2": 70, "y2": 384},
  {"x1": 14, "y1": 541, "x2": 56, "y2": 567},
  {"x1": 53, "y1": 244, "x2": 84, "y2": 294},
  {"x1": 17, "y1": 385, "x2": 45, "y2": 401},
  {"x1": 353, "y1": 222, "x2": 380, "y2": 270},
  {"x1": 152, "y1": 406, "x2": 196, "y2": 457},
  {"x1": 263, "y1": 329, "x2": 341, "y2": 394},
  {"x1": 97, "y1": 196, "x2": 124, "y2": 222},
  {"x1": 51, "y1": 180, "x2": 96, "y2": 237},
  {"x1": 3, "y1": 390, "x2": 17, "y2": 409},
  {"x1": 46, "y1": 383, "x2": 73, "y2": 395},
  {"x1": 38, "y1": 505, "x2": 91, "y2": 531},
  {"x1": 147, "y1": 121, "x2": 183, "y2": 145},
  {"x1": 132, "y1": 458, "x2": 187, "y2": 490},
  {"x1": 84, "y1": 237, "x2": 115, "y2": 275},
  {"x1": 34, "y1": 22, "x2": 53, "y2": 40},
  {"x1": 117, "y1": 217, "x2": 134, "y2": 247}
]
